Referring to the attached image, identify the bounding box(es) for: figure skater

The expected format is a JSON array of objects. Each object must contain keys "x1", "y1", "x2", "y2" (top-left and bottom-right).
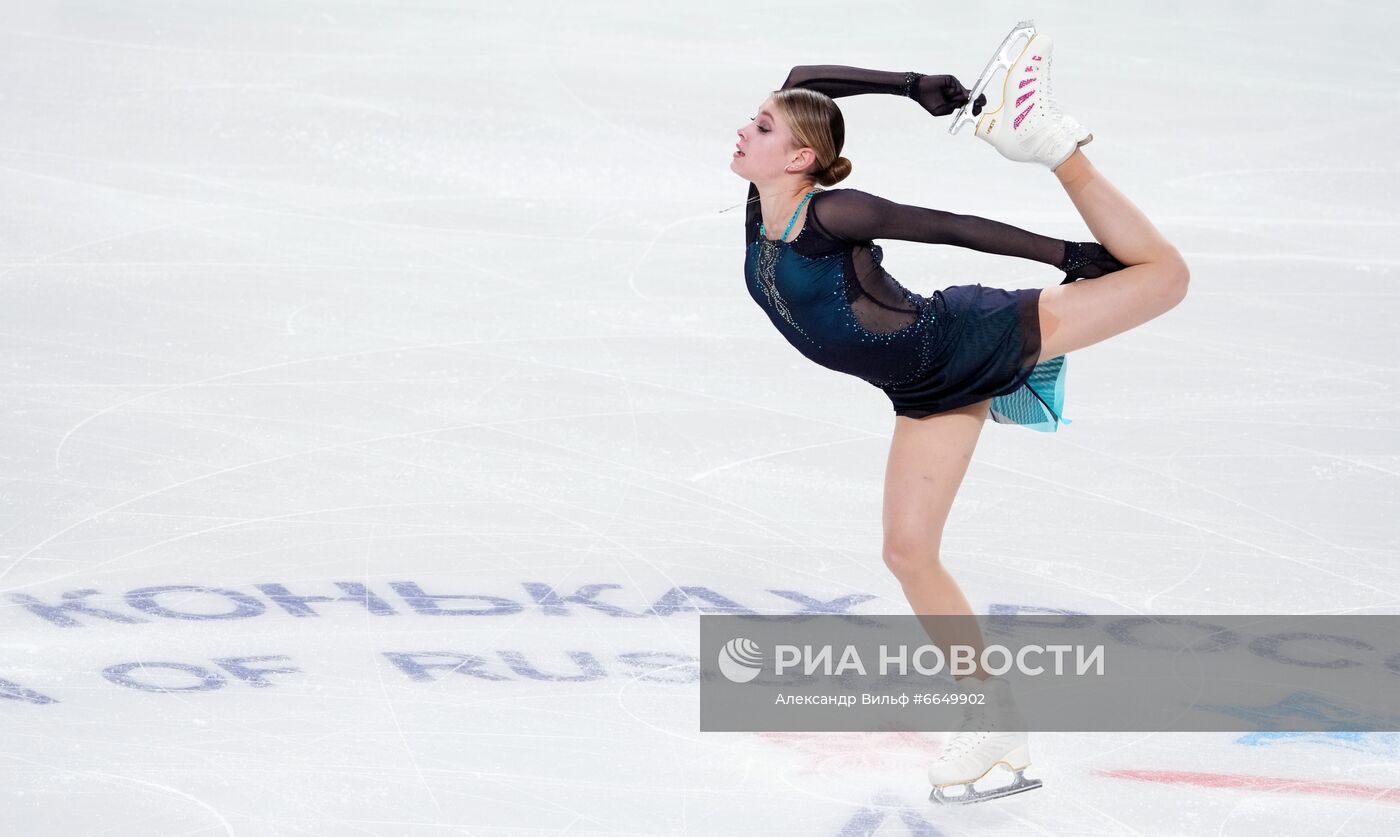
[{"x1": 728, "y1": 30, "x2": 1189, "y2": 803}]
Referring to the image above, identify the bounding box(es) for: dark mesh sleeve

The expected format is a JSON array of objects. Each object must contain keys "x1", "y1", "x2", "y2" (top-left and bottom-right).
[
  {"x1": 811, "y1": 188, "x2": 1067, "y2": 267},
  {"x1": 781, "y1": 65, "x2": 919, "y2": 98},
  {"x1": 780, "y1": 66, "x2": 984, "y2": 117}
]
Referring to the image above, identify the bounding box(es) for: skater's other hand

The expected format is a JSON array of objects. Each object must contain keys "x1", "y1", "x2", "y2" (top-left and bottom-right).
[
  {"x1": 1060, "y1": 242, "x2": 1127, "y2": 283},
  {"x1": 914, "y1": 74, "x2": 985, "y2": 118}
]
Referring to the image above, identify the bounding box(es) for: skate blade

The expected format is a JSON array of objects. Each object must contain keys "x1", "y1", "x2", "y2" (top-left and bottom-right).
[
  {"x1": 928, "y1": 768, "x2": 1042, "y2": 806},
  {"x1": 949, "y1": 20, "x2": 1037, "y2": 136}
]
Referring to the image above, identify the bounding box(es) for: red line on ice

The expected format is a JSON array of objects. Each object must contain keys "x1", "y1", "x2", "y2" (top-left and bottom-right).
[{"x1": 1099, "y1": 769, "x2": 1400, "y2": 803}]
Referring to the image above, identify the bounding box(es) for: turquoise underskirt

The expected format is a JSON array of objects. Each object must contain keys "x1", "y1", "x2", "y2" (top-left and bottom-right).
[{"x1": 989, "y1": 354, "x2": 1072, "y2": 432}]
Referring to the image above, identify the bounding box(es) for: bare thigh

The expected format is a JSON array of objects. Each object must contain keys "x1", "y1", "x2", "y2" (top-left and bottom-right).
[
  {"x1": 1036, "y1": 264, "x2": 1187, "y2": 362},
  {"x1": 883, "y1": 399, "x2": 990, "y2": 558}
]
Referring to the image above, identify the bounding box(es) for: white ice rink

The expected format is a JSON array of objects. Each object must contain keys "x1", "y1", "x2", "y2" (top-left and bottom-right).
[{"x1": 2, "y1": 1, "x2": 1398, "y2": 834}]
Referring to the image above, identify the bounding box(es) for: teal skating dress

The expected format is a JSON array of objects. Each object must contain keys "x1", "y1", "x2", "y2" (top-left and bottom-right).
[{"x1": 743, "y1": 182, "x2": 1070, "y2": 430}]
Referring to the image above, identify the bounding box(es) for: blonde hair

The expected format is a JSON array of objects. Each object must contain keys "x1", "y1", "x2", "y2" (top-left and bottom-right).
[{"x1": 770, "y1": 87, "x2": 853, "y2": 187}]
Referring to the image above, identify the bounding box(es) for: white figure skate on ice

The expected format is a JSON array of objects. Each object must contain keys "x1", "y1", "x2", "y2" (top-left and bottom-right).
[
  {"x1": 949, "y1": 20, "x2": 1093, "y2": 171},
  {"x1": 927, "y1": 677, "x2": 1042, "y2": 805}
]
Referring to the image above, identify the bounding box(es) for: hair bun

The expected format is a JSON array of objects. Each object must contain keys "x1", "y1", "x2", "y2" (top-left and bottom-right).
[{"x1": 819, "y1": 156, "x2": 852, "y2": 186}]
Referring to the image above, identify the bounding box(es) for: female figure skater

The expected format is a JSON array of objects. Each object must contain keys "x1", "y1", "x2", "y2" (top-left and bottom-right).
[{"x1": 729, "y1": 31, "x2": 1189, "y2": 803}]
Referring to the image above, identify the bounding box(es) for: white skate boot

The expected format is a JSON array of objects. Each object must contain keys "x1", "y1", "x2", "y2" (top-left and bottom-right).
[
  {"x1": 952, "y1": 23, "x2": 1092, "y2": 171},
  {"x1": 927, "y1": 677, "x2": 1042, "y2": 805}
]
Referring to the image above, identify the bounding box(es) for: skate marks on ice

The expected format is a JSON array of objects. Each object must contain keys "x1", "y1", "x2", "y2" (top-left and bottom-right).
[
  {"x1": 757, "y1": 732, "x2": 1040, "y2": 836},
  {"x1": 1112, "y1": 733, "x2": 1400, "y2": 805},
  {"x1": 1099, "y1": 768, "x2": 1400, "y2": 805},
  {"x1": 761, "y1": 729, "x2": 1400, "y2": 833},
  {"x1": 757, "y1": 730, "x2": 1042, "y2": 809}
]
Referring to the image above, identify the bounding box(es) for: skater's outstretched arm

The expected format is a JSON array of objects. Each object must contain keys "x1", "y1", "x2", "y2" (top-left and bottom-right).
[
  {"x1": 781, "y1": 66, "x2": 986, "y2": 118},
  {"x1": 812, "y1": 188, "x2": 1124, "y2": 281}
]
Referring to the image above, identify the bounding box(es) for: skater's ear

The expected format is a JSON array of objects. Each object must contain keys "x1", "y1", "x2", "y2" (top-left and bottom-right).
[{"x1": 784, "y1": 146, "x2": 818, "y2": 172}]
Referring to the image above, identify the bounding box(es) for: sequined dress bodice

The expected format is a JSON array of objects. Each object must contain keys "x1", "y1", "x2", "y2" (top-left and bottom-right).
[
  {"x1": 739, "y1": 181, "x2": 1073, "y2": 430},
  {"x1": 743, "y1": 184, "x2": 947, "y2": 389}
]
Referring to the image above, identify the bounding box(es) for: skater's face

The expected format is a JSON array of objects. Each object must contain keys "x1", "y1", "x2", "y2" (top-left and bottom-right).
[{"x1": 731, "y1": 96, "x2": 816, "y2": 181}]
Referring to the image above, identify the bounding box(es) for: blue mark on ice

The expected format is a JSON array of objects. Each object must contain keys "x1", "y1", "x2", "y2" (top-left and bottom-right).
[
  {"x1": 1200, "y1": 691, "x2": 1400, "y2": 732},
  {"x1": 837, "y1": 793, "x2": 946, "y2": 836},
  {"x1": 1236, "y1": 730, "x2": 1400, "y2": 757}
]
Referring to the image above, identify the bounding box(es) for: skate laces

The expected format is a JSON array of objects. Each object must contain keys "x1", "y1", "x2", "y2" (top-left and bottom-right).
[
  {"x1": 940, "y1": 729, "x2": 989, "y2": 759},
  {"x1": 936, "y1": 700, "x2": 999, "y2": 760},
  {"x1": 1041, "y1": 57, "x2": 1077, "y2": 138},
  {"x1": 1017, "y1": 47, "x2": 1069, "y2": 151},
  {"x1": 1039, "y1": 51, "x2": 1065, "y2": 123}
]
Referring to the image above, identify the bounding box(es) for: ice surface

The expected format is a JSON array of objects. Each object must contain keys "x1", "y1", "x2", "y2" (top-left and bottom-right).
[{"x1": 1, "y1": 1, "x2": 1397, "y2": 834}]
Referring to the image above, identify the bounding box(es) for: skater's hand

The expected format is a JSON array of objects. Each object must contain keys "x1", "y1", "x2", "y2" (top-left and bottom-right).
[
  {"x1": 1059, "y1": 242, "x2": 1127, "y2": 283},
  {"x1": 913, "y1": 74, "x2": 985, "y2": 118}
]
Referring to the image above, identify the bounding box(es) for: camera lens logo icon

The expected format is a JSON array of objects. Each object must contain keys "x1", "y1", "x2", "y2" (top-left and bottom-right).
[{"x1": 718, "y1": 637, "x2": 764, "y2": 683}]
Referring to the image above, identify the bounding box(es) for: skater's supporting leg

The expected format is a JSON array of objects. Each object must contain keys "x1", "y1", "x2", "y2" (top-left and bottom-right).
[
  {"x1": 1036, "y1": 150, "x2": 1189, "y2": 361},
  {"x1": 883, "y1": 398, "x2": 992, "y2": 680}
]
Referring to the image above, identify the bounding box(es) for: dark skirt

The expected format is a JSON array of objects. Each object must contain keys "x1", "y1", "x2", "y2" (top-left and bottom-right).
[{"x1": 881, "y1": 283, "x2": 1070, "y2": 432}]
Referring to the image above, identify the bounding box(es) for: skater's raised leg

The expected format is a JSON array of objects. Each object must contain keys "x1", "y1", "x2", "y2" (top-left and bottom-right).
[
  {"x1": 1036, "y1": 149, "x2": 1189, "y2": 361},
  {"x1": 966, "y1": 28, "x2": 1189, "y2": 361}
]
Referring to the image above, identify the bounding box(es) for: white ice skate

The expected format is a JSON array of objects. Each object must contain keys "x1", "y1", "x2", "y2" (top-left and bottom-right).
[
  {"x1": 927, "y1": 678, "x2": 1042, "y2": 805},
  {"x1": 949, "y1": 21, "x2": 1093, "y2": 171}
]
